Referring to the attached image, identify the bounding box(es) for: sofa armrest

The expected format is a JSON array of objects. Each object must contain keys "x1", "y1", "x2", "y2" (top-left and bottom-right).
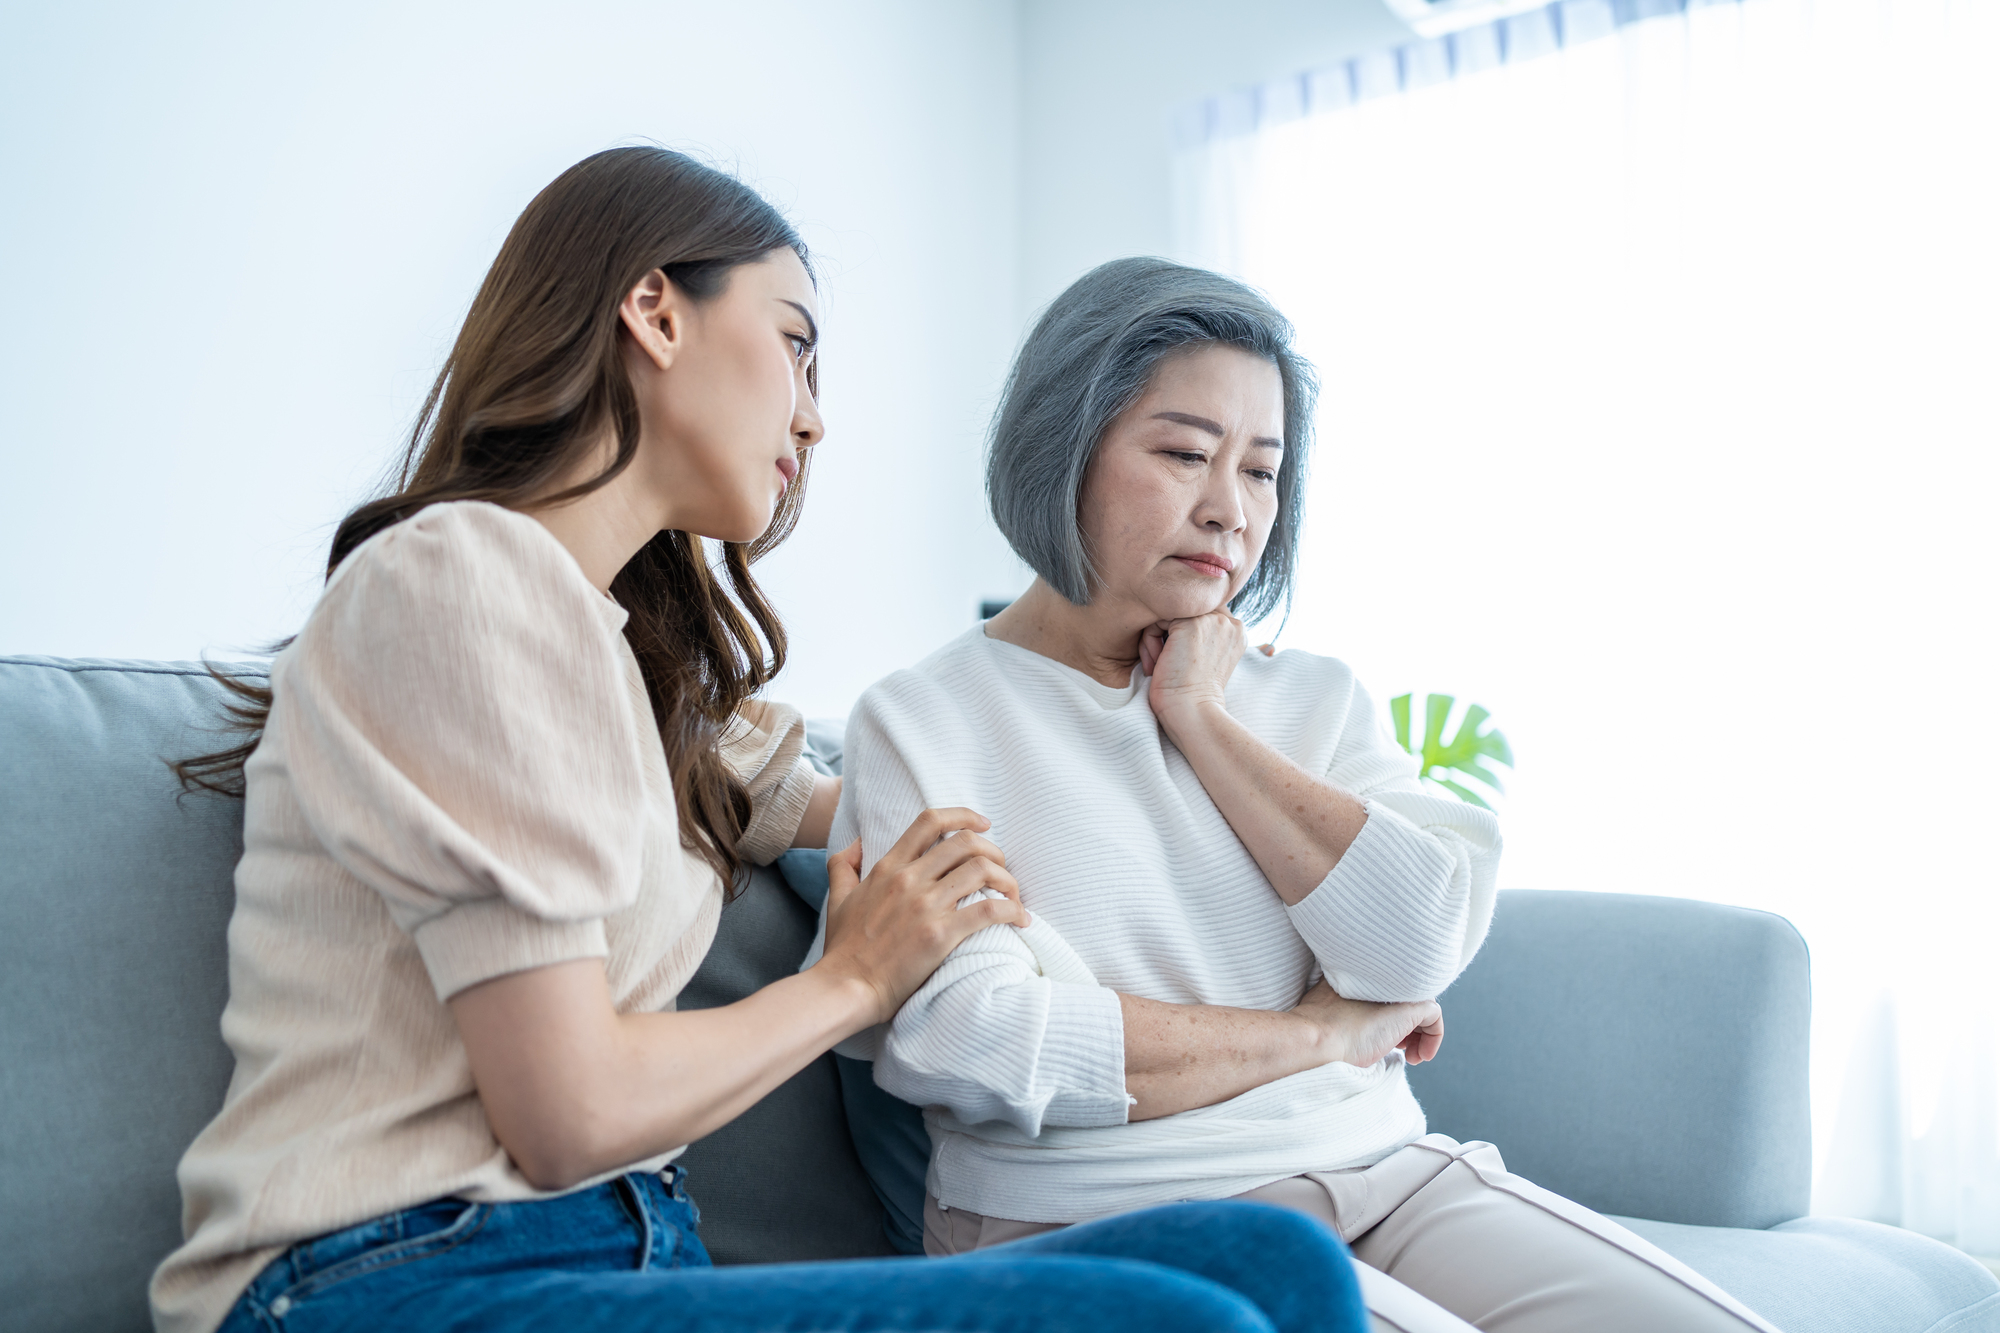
[{"x1": 1405, "y1": 889, "x2": 1811, "y2": 1229}]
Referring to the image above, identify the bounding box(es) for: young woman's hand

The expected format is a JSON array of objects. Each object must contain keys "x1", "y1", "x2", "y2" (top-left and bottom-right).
[
  {"x1": 1292, "y1": 978, "x2": 1445, "y2": 1067},
  {"x1": 1140, "y1": 610, "x2": 1248, "y2": 734},
  {"x1": 815, "y1": 809, "x2": 1028, "y2": 1026}
]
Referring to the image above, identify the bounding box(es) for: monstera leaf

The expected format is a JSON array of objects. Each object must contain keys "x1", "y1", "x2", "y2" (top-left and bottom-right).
[{"x1": 1389, "y1": 692, "x2": 1514, "y2": 810}]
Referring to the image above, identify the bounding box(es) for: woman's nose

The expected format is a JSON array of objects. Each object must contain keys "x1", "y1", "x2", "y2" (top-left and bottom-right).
[
  {"x1": 793, "y1": 392, "x2": 824, "y2": 448},
  {"x1": 1196, "y1": 477, "x2": 1247, "y2": 532}
]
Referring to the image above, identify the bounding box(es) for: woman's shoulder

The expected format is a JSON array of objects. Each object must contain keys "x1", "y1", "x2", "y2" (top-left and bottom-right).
[
  {"x1": 327, "y1": 500, "x2": 591, "y2": 594},
  {"x1": 314, "y1": 501, "x2": 613, "y2": 632},
  {"x1": 847, "y1": 627, "x2": 1002, "y2": 729},
  {"x1": 1227, "y1": 645, "x2": 1383, "y2": 746},
  {"x1": 291, "y1": 501, "x2": 624, "y2": 679},
  {"x1": 1233, "y1": 643, "x2": 1358, "y2": 694}
]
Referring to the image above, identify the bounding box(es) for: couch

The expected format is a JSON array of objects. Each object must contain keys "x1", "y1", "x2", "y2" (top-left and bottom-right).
[{"x1": 3, "y1": 654, "x2": 1995, "y2": 1333}]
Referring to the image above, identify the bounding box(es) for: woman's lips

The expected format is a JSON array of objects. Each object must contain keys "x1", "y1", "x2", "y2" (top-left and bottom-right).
[
  {"x1": 1172, "y1": 555, "x2": 1233, "y2": 578},
  {"x1": 775, "y1": 455, "x2": 800, "y2": 491}
]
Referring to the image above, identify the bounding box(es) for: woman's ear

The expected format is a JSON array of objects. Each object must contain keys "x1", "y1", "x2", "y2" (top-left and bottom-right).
[{"x1": 616, "y1": 268, "x2": 688, "y2": 371}]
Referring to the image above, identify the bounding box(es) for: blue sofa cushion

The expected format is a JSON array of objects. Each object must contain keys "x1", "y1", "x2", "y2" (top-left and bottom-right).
[
  {"x1": 0, "y1": 657, "x2": 257, "y2": 1333},
  {"x1": 1408, "y1": 889, "x2": 1813, "y2": 1230},
  {"x1": 835, "y1": 1054, "x2": 930, "y2": 1254},
  {"x1": 1614, "y1": 1214, "x2": 2000, "y2": 1333}
]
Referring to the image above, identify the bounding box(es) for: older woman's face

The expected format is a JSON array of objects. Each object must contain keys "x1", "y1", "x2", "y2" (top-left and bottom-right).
[{"x1": 1077, "y1": 344, "x2": 1285, "y2": 624}]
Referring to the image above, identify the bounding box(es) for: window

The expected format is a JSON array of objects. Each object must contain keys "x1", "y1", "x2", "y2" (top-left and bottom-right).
[{"x1": 1174, "y1": 0, "x2": 2000, "y2": 1252}]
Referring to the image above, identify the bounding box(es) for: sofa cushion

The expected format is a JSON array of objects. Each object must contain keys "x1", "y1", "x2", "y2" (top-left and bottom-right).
[
  {"x1": 769, "y1": 845, "x2": 929, "y2": 1255},
  {"x1": 675, "y1": 861, "x2": 894, "y2": 1265},
  {"x1": 1612, "y1": 1214, "x2": 2000, "y2": 1333},
  {"x1": 0, "y1": 657, "x2": 254, "y2": 1333},
  {"x1": 1408, "y1": 889, "x2": 1813, "y2": 1230}
]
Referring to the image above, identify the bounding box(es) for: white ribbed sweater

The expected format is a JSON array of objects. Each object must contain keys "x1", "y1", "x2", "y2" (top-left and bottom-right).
[{"x1": 819, "y1": 626, "x2": 1501, "y2": 1224}]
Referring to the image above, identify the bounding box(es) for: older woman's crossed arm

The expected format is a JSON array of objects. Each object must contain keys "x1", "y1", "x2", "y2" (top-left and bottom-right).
[{"x1": 831, "y1": 696, "x2": 1445, "y2": 1130}]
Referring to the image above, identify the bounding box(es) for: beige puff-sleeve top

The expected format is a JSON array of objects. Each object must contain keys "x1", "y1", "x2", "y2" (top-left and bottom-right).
[{"x1": 150, "y1": 501, "x2": 817, "y2": 1333}]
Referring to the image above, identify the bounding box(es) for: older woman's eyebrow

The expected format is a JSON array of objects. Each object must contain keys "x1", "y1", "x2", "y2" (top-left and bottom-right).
[
  {"x1": 778, "y1": 299, "x2": 819, "y2": 346},
  {"x1": 1152, "y1": 411, "x2": 1223, "y2": 436},
  {"x1": 1152, "y1": 411, "x2": 1283, "y2": 450}
]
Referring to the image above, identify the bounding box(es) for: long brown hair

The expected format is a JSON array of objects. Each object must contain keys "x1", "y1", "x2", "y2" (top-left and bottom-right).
[{"x1": 175, "y1": 146, "x2": 815, "y2": 888}]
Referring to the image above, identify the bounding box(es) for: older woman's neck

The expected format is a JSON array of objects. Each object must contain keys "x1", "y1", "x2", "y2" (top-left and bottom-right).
[{"x1": 985, "y1": 580, "x2": 1149, "y2": 688}]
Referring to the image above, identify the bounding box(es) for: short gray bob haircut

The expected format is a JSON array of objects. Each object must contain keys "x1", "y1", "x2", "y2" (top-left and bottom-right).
[{"x1": 986, "y1": 256, "x2": 1319, "y2": 625}]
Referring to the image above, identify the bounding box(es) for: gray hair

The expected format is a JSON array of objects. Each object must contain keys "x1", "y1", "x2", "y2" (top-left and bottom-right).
[{"x1": 986, "y1": 256, "x2": 1319, "y2": 625}]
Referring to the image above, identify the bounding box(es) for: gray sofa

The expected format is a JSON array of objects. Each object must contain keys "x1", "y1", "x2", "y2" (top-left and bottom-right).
[{"x1": 3, "y1": 654, "x2": 1996, "y2": 1333}]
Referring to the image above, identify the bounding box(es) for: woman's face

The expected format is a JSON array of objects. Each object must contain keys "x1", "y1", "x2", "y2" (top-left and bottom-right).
[
  {"x1": 1076, "y1": 344, "x2": 1285, "y2": 626},
  {"x1": 623, "y1": 248, "x2": 823, "y2": 544}
]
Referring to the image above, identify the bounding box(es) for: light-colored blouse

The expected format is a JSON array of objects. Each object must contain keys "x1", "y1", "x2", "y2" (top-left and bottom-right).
[{"x1": 151, "y1": 501, "x2": 815, "y2": 1333}]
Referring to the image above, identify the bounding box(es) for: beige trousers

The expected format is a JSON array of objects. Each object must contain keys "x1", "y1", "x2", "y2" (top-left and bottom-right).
[{"x1": 922, "y1": 1135, "x2": 1782, "y2": 1333}]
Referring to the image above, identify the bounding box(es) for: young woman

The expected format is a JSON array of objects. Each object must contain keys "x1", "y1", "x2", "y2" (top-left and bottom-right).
[{"x1": 150, "y1": 149, "x2": 1368, "y2": 1333}]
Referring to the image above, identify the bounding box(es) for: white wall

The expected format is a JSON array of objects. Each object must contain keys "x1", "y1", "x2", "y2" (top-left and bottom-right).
[
  {"x1": 1017, "y1": 0, "x2": 1413, "y2": 320},
  {"x1": 0, "y1": 0, "x2": 1025, "y2": 719},
  {"x1": 2, "y1": 1, "x2": 1425, "y2": 715}
]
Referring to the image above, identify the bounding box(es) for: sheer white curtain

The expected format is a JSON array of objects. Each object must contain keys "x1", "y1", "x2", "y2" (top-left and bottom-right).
[{"x1": 1172, "y1": 0, "x2": 2000, "y2": 1253}]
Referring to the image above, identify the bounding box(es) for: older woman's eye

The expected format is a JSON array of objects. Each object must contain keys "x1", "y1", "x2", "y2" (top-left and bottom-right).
[{"x1": 1248, "y1": 468, "x2": 1277, "y2": 482}]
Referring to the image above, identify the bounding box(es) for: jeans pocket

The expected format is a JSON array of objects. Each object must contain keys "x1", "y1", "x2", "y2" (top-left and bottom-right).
[{"x1": 266, "y1": 1198, "x2": 490, "y2": 1316}]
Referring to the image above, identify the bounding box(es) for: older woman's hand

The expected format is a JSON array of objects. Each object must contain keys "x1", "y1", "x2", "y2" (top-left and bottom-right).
[
  {"x1": 1294, "y1": 978, "x2": 1445, "y2": 1067},
  {"x1": 1132, "y1": 611, "x2": 1371, "y2": 907},
  {"x1": 1141, "y1": 610, "x2": 1250, "y2": 731}
]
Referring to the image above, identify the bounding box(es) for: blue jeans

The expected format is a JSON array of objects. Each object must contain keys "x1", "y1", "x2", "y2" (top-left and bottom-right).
[{"x1": 217, "y1": 1166, "x2": 1368, "y2": 1333}]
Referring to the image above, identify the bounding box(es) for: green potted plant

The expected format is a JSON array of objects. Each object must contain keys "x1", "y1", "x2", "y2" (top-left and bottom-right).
[{"x1": 1389, "y1": 693, "x2": 1513, "y2": 810}]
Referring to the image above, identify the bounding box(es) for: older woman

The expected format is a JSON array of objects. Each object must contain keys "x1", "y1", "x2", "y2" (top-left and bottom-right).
[{"x1": 819, "y1": 259, "x2": 1780, "y2": 1333}]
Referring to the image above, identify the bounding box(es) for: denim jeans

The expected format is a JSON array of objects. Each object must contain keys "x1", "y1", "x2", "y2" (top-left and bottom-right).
[{"x1": 216, "y1": 1166, "x2": 1368, "y2": 1333}]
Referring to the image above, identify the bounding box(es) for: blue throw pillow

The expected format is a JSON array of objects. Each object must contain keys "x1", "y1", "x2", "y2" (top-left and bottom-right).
[
  {"x1": 774, "y1": 848, "x2": 832, "y2": 911},
  {"x1": 774, "y1": 843, "x2": 929, "y2": 1255},
  {"x1": 835, "y1": 1055, "x2": 929, "y2": 1254}
]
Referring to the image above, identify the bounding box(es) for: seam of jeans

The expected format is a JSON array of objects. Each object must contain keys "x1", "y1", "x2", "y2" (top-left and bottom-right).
[
  {"x1": 626, "y1": 1175, "x2": 658, "y2": 1270},
  {"x1": 1404, "y1": 1138, "x2": 1482, "y2": 1165},
  {"x1": 1448, "y1": 1157, "x2": 1779, "y2": 1332},
  {"x1": 275, "y1": 1202, "x2": 492, "y2": 1304}
]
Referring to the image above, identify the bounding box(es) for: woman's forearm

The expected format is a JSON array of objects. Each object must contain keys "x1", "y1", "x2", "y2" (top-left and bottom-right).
[
  {"x1": 453, "y1": 957, "x2": 878, "y2": 1191},
  {"x1": 457, "y1": 812, "x2": 1028, "y2": 1190},
  {"x1": 792, "y1": 773, "x2": 840, "y2": 849},
  {"x1": 1119, "y1": 992, "x2": 1327, "y2": 1120},
  {"x1": 1120, "y1": 984, "x2": 1447, "y2": 1121},
  {"x1": 1157, "y1": 700, "x2": 1366, "y2": 904}
]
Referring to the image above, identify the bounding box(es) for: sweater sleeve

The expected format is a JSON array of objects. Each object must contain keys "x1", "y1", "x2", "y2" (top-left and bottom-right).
[
  {"x1": 842, "y1": 687, "x2": 1132, "y2": 1135},
  {"x1": 1284, "y1": 677, "x2": 1502, "y2": 1002},
  {"x1": 721, "y1": 700, "x2": 817, "y2": 866},
  {"x1": 272, "y1": 502, "x2": 648, "y2": 1001}
]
